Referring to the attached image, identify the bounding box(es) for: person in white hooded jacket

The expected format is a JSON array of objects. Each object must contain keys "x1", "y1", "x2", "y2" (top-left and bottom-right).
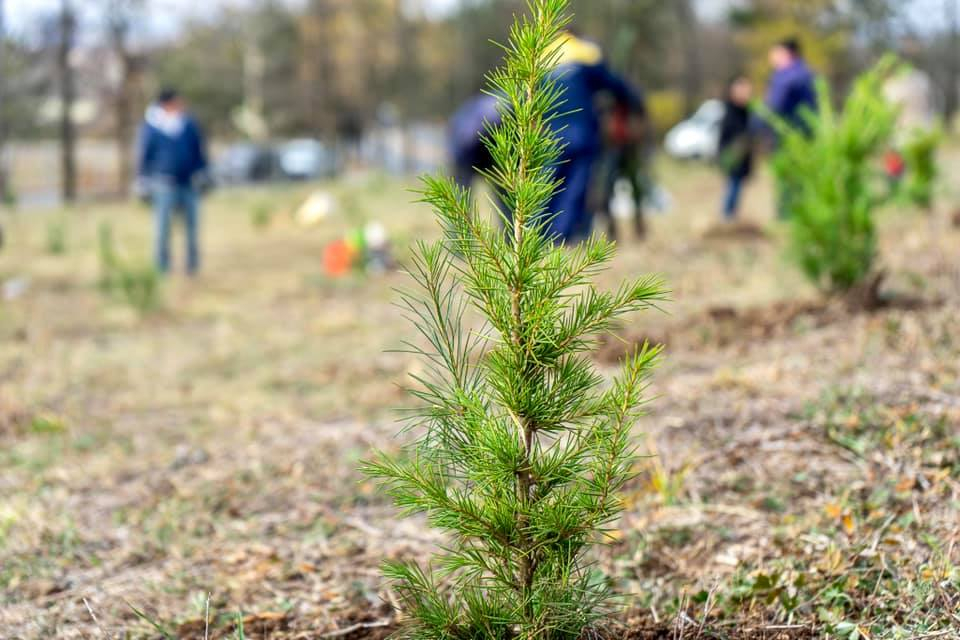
[{"x1": 137, "y1": 88, "x2": 209, "y2": 275}]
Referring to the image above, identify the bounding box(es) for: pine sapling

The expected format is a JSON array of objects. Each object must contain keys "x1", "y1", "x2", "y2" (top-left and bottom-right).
[
  {"x1": 98, "y1": 221, "x2": 162, "y2": 313},
  {"x1": 761, "y1": 57, "x2": 901, "y2": 302},
  {"x1": 363, "y1": 1, "x2": 665, "y2": 638}
]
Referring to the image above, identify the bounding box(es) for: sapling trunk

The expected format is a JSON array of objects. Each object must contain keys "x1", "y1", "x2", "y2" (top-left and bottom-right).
[{"x1": 363, "y1": 2, "x2": 665, "y2": 638}]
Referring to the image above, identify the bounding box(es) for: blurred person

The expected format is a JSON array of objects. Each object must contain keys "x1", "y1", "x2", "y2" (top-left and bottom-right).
[
  {"x1": 765, "y1": 38, "x2": 816, "y2": 133},
  {"x1": 448, "y1": 92, "x2": 501, "y2": 191},
  {"x1": 764, "y1": 38, "x2": 816, "y2": 218},
  {"x1": 544, "y1": 29, "x2": 644, "y2": 244},
  {"x1": 137, "y1": 88, "x2": 210, "y2": 276},
  {"x1": 717, "y1": 75, "x2": 755, "y2": 222},
  {"x1": 592, "y1": 100, "x2": 652, "y2": 241},
  {"x1": 448, "y1": 92, "x2": 510, "y2": 222}
]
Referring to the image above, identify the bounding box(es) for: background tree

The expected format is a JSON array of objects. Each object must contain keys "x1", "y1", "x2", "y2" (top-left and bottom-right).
[
  {"x1": 939, "y1": 0, "x2": 959, "y2": 130},
  {"x1": 57, "y1": 0, "x2": 77, "y2": 203},
  {"x1": 672, "y1": 0, "x2": 703, "y2": 116},
  {"x1": 153, "y1": 13, "x2": 245, "y2": 136},
  {"x1": 734, "y1": 0, "x2": 852, "y2": 89},
  {"x1": 103, "y1": 0, "x2": 144, "y2": 196},
  {"x1": 0, "y1": 0, "x2": 8, "y2": 202}
]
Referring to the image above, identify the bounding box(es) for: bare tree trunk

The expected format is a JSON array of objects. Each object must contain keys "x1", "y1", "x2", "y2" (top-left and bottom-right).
[
  {"x1": 110, "y1": 19, "x2": 134, "y2": 196},
  {"x1": 945, "y1": 0, "x2": 960, "y2": 131},
  {"x1": 0, "y1": 0, "x2": 9, "y2": 203},
  {"x1": 674, "y1": 0, "x2": 702, "y2": 116},
  {"x1": 116, "y1": 62, "x2": 132, "y2": 196},
  {"x1": 59, "y1": 0, "x2": 77, "y2": 203}
]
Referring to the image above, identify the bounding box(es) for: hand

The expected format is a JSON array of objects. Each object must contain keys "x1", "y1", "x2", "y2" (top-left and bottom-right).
[
  {"x1": 194, "y1": 171, "x2": 215, "y2": 196},
  {"x1": 134, "y1": 177, "x2": 152, "y2": 204}
]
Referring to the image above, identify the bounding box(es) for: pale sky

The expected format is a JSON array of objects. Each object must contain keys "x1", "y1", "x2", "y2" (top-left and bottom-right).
[{"x1": 1, "y1": 0, "x2": 948, "y2": 40}]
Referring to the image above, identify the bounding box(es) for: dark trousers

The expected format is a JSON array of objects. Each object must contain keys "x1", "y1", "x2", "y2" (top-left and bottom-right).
[{"x1": 723, "y1": 174, "x2": 745, "y2": 220}]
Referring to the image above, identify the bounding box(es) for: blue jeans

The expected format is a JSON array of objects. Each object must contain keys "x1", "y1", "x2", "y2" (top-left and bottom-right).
[
  {"x1": 152, "y1": 180, "x2": 200, "y2": 274},
  {"x1": 723, "y1": 174, "x2": 744, "y2": 220}
]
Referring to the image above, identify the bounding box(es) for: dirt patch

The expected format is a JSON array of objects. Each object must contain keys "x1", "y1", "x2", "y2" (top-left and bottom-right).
[
  {"x1": 597, "y1": 293, "x2": 942, "y2": 363},
  {"x1": 0, "y1": 399, "x2": 31, "y2": 437},
  {"x1": 701, "y1": 221, "x2": 770, "y2": 242},
  {"x1": 284, "y1": 615, "x2": 817, "y2": 640},
  {"x1": 621, "y1": 624, "x2": 815, "y2": 640},
  {"x1": 232, "y1": 613, "x2": 817, "y2": 640}
]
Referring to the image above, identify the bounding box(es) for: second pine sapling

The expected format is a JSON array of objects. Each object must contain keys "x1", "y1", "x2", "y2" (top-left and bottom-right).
[{"x1": 762, "y1": 57, "x2": 901, "y2": 301}]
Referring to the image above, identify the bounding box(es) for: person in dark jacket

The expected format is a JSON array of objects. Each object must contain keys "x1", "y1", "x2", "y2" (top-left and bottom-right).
[
  {"x1": 544, "y1": 30, "x2": 644, "y2": 244},
  {"x1": 137, "y1": 88, "x2": 209, "y2": 275},
  {"x1": 717, "y1": 75, "x2": 754, "y2": 221},
  {"x1": 765, "y1": 38, "x2": 816, "y2": 218},
  {"x1": 447, "y1": 92, "x2": 511, "y2": 222},
  {"x1": 592, "y1": 101, "x2": 652, "y2": 241},
  {"x1": 765, "y1": 38, "x2": 816, "y2": 132}
]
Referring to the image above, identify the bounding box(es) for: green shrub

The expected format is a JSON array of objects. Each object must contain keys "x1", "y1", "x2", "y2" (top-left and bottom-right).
[
  {"x1": 901, "y1": 126, "x2": 941, "y2": 210},
  {"x1": 763, "y1": 57, "x2": 901, "y2": 296},
  {"x1": 645, "y1": 90, "x2": 686, "y2": 137},
  {"x1": 363, "y1": 2, "x2": 665, "y2": 638},
  {"x1": 98, "y1": 222, "x2": 161, "y2": 313},
  {"x1": 250, "y1": 202, "x2": 272, "y2": 229},
  {"x1": 46, "y1": 218, "x2": 68, "y2": 255}
]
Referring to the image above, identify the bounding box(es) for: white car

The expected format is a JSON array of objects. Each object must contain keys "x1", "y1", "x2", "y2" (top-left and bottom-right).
[
  {"x1": 278, "y1": 139, "x2": 339, "y2": 180},
  {"x1": 664, "y1": 99, "x2": 726, "y2": 160}
]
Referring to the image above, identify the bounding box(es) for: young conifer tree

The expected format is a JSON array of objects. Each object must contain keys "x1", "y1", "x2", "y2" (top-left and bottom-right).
[
  {"x1": 364, "y1": 1, "x2": 665, "y2": 638},
  {"x1": 762, "y1": 57, "x2": 901, "y2": 299}
]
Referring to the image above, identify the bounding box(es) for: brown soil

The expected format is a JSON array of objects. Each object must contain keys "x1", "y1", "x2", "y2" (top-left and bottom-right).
[
  {"x1": 701, "y1": 221, "x2": 770, "y2": 242},
  {"x1": 597, "y1": 289, "x2": 941, "y2": 363}
]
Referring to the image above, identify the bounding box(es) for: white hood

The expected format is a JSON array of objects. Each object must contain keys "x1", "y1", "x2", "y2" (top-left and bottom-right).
[{"x1": 145, "y1": 104, "x2": 186, "y2": 137}]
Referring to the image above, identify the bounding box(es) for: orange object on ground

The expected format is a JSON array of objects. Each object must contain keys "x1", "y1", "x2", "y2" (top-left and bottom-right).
[
  {"x1": 884, "y1": 150, "x2": 905, "y2": 179},
  {"x1": 323, "y1": 239, "x2": 358, "y2": 276}
]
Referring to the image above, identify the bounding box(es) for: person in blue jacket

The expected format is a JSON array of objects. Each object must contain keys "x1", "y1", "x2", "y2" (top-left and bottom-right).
[
  {"x1": 447, "y1": 92, "x2": 512, "y2": 222},
  {"x1": 137, "y1": 88, "x2": 209, "y2": 275},
  {"x1": 544, "y1": 30, "x2": 644, "y2": 244},
  {"x1": 765, "y1": 38, "x2": 816, "y2": 134},
  {"x1": 765, "y1": 38, "x2": 816, "y2": 218},
  {"x1": 449, "y1": 92, "x2": 501, "y2": 192}
]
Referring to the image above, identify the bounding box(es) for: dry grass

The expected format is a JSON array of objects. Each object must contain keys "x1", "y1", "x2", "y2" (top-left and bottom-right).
[{"x1": 1, "y1": 155, "x2": 959, "y2": 639}]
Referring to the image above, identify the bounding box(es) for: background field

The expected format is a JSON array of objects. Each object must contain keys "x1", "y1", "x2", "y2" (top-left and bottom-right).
[{"x1": 1, "y1": 155, "x2": 959, "y2": 638}]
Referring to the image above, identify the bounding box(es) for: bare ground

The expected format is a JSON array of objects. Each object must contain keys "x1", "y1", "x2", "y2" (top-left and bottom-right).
[{"x1": 1, "y1": 159, "x2": 959, "y2": 639}]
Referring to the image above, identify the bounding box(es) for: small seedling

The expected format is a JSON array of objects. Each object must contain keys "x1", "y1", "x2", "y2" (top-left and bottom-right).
[
  {"x1": 126, "y1": 599, "x2": 177, "y2": 639},
  {"x1": 643, "y1": 446, "x2": 690, "y2": 506},
  {"x1": 98, "y1": 221, "x2": 162, "y2": 313},
  {"x1": 250, "y1": 203, "x2": 272, "y2": 229},
  {"x1": 46, "y1": 218, "x2": 68, "y2": 255},
  {"x1": 363, "y1": 2, "x2": 665, "y2": 638}
]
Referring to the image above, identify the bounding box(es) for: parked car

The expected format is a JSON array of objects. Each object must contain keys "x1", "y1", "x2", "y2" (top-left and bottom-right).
[
  {"x1": 277, "y1": 139, "x2": 339, "y2": 180},
  {"x1": 664, "y1": 99, "x2": 725, "y2": 160},
  {"x1": 213, "y1": 143, "x2": 276, "y2": 185}
]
